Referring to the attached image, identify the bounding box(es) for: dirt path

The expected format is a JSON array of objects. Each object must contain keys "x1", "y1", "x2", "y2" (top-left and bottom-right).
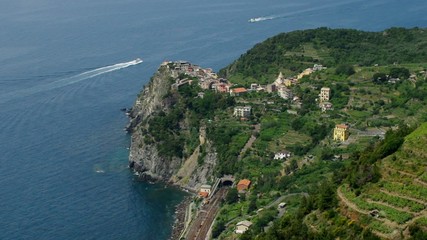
[
  {"x1": 415, "y1": 179, "x2": 427, "y2": 187},
  {"x1": 384, "y1": 166, "x2": 418, "y2": 178},
  {"x1": 238, "y1": 124, "x2": 260, "y2": 160},
  {"x1": 337, "y1": 186, "x2": 369, "y2": 215}
]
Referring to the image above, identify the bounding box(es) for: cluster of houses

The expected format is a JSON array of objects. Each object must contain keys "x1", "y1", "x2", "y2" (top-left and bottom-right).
[
  {"x1": 166, "y1": 61, "x2": 335, "y2": 118},
  {"x1": 163, "y1": 60, "x2": 232, "y2": 93}
]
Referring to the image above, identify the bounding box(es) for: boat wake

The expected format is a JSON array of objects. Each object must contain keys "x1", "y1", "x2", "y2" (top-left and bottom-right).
[
  {"x1": 248, "y1": 0, "x2": 366, "y2": 24},
  {"x1": 0, "y1": 58, "x2": 143, "y2": 104},
  {"x1": 63, "y1": 58, "x2": 143, "y2": 85},
  {"x1": 248, "y1": 16, "x2": 276, "y2": 23}
]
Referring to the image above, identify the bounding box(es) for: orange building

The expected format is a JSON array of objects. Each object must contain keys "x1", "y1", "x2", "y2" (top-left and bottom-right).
[
  {"x1": 237, "y1": 179, "x2": 251, "y2": 192},
  {"x1": 230, "y1": 87, "x2": 247, "y2": 96}
]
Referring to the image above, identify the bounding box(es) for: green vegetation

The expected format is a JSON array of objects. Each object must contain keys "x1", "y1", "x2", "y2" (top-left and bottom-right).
[
  {"x1": 369, "y1": 220, "x2": 394, "y2": 234},
  {"x1": 382, "y1": 182, "x2": 427, "y2": 202},
  {"x1": 144, "y1": 81, "x2": 235, "y2": 159},
  {"x1": 369, "y1": 191, "x2": 425, "y2": 212},
  {"x1": 341, "y1": 186, "x2": 413, "y2": 224}
]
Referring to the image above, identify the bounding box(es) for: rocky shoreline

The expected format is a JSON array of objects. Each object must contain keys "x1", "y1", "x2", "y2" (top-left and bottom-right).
[{"x1": 170, "y1": 196, "x2": 193, "y2": 240}]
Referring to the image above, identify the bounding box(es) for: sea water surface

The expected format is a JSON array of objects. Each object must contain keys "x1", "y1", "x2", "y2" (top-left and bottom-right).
[{"x1": 0, "y1": 0, "x2": 426, "y2": 239}]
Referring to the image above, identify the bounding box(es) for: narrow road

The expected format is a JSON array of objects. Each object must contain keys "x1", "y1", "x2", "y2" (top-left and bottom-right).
[{"x1": 265, "y1": 192, "x2": 308, "y2": 209}]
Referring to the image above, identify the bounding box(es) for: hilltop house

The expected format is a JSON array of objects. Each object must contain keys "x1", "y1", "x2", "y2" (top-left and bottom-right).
[
  {"x1": 235, "y1": 220, "x2": 253, "y2": 234},
  {"x1": 171, "y1": 78, "x2": 192, "y2": 90},
  {"x1": 333, "y1": 124, "x2": 349, "y2": 141}
]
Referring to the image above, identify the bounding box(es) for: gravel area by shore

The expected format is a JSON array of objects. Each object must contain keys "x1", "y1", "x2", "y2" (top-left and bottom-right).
[{"x1": 170, "y1": 196, "x2": 193, "y2": 240}]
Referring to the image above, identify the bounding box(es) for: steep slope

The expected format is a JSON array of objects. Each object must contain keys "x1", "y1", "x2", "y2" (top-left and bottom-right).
[
  {"x1": 338, "y1": 123, "x2": 427, "y2": 239},
  {"x1": 127, "y1": 63, "x2": 217, "y2": 190}
]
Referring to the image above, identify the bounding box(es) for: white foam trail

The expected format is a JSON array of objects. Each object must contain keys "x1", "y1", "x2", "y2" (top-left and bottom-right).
[
  {"x1": 248, "y1": 0, "x2": 365, "y2": 23},
  {"x1": 248, "y1": 16, "x2": 276, "y2": 23},
  {"x1": 0, "y1": 59, "x2": 142, "y2": 104}
]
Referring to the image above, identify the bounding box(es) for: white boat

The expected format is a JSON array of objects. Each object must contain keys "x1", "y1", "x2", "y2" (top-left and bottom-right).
[
  {"x1": 248, "y1": 18, "x2": 261, "y2": 23},
  {"x1": 135, "y1": 58, "x2": 143, "y2": 63},
  {"x1": 248, "y1": 16, "x2": 274, "y2": 23}
]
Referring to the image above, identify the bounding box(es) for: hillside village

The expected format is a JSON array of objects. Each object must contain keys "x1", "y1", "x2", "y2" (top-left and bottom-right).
[
  {"x1": 129, "y1": 28, "x2": 427, "y2": 240},
  {"x1": 149, "y1": 58, "x2": 427, "y2": 239}
]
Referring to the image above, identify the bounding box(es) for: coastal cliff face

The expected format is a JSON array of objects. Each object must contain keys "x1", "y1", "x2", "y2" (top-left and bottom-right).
[{"x1": 127, "y1": 63, "x2": 217, "y2": 190}]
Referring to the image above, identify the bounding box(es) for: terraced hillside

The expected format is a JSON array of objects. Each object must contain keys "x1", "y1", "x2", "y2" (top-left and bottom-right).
[{"x1": 338, "y1": 123, "x2": 427, "y2": 239}]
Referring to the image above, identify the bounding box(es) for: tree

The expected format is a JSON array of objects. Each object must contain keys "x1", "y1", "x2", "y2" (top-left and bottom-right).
[
  {"x1": 335, "y1": 64, "x2": 355, "y2": 76},
  {"x1": 247, "y1": 196, "x2": 257, "y2": 213},
  {"x1": 317, "y1": 180, "x2": 337, "y2": 210},
  {"x1": 372, "y1": 72, "x2": 388, "y2": 84},
  {"x1": 212, "y1": 219, "x2": 226, "y2": 238},
  {"x1": 389, "y1": 67, "x2": 410, "y2": 79},
  {"x1": 226, "y1": 188, "x2": 239, "y2": 204}
]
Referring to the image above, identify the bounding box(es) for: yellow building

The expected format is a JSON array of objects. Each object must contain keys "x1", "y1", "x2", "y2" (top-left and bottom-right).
[
  {"x1": 297, "y1": 68, "x2": 314, "y2": 79},
  {"x1": 333, "y1": 124, "x2": 349, "y2": 141},
  {"x1": 283, "y1": 78, "x2": 293, "y2": 87}
]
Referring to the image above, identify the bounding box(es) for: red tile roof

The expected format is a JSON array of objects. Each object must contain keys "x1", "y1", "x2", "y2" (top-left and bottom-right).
[
  {"x1": 232, "y1": 88, "x2": 247, "y2": 93},
  {"x1": 237, "y1": 179, "x2": 251, "y2": 191},
  {"x1": 199, "y1": 192, "x2": 209, "y2": 198}
]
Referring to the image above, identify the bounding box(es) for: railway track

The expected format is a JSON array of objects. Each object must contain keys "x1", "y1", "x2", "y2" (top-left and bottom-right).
[{"x1": 185, "y1": 188, "x2": 228, "y2": 240}]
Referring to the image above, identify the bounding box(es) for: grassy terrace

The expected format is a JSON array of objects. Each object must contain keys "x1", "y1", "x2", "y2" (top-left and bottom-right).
[
  {"x1": 416, "y1": 217, "x2": 427, "y2": 227},
  {"x1": 340, "y1": 185, "x2": 413, "y2": 224},
  {"x1": 381, "y1": 182, "x2": 427, "y2": 202},
  {"x1": 369, "y1": 219, "x2": 395, "y2": 234},
  {"x1": 368, "y1": 191, "x2": 425, "y2": 212}
]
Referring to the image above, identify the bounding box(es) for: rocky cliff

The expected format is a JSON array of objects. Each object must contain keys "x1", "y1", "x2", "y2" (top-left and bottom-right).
[{"x1": 127, "y1": 63, "x2": 217, "y2": 191}]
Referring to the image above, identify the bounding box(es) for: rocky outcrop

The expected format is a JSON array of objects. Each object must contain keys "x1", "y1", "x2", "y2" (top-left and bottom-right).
[
  {"x1": 126, "y1": 66, "x2": 172, "y2": 132},
  {"x1": 128, "y1": 63, "x2": 217, "y2": 190}
]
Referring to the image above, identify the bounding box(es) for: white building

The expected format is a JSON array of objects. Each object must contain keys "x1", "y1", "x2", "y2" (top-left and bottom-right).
[
  {"x1": 278, "y1": 86, "x2": 293, "y2": 100},
  {"x1": 199, "y1": 184, "x2": 212, "y2": 196},
  {"x1": 274, "y1": 151, "x2": 291, "y2": 160},
  {"x1": 234, "y1": 106, "x2": 252, "y2": 118},
  {"x1": 235, "y1": 220, "x2": 253, "y2": 234},
  {"x1": 319, "y1": 87, "x2": 331, "y2": 102},
  {"x1": 319, "y1": 102, "x2": 333, "y2": 112},
  {"x1": 274, "y1": 72, "x2": 285, "y2": 85}
]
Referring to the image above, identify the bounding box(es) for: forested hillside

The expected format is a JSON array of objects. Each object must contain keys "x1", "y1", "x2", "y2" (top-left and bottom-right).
[{"x1": 220, "y1": 27, "x2": 427, "y2": 84}]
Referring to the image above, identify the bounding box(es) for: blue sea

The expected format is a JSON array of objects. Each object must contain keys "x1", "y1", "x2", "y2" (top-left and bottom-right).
[{"x1": 0, "y1": 0, "x2": 425, "y2": 239}]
